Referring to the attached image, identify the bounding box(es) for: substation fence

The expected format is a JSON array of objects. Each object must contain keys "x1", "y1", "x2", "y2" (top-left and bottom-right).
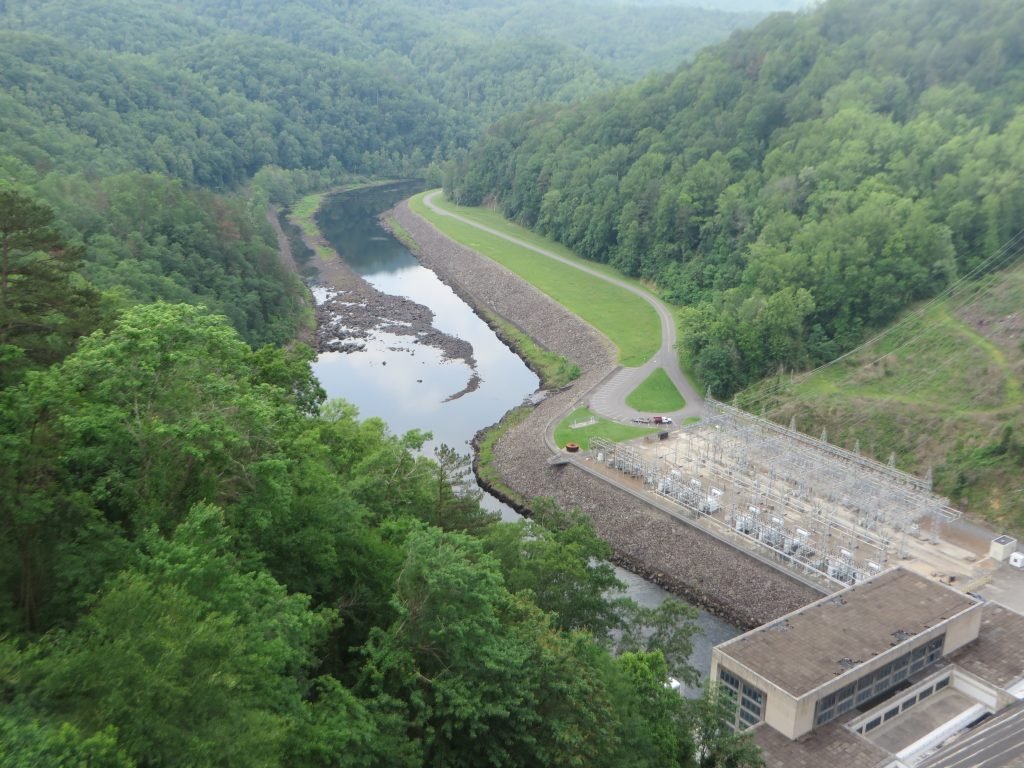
[
  {"x1": 699, "y1": 399, "x2": 960, "y2": 555},
  {"x1": 590, "y1": 437, "x2": 869, "y2": 588},
  {"x1": 590, "y1": 399, "x2": 963, "y2": 589}
]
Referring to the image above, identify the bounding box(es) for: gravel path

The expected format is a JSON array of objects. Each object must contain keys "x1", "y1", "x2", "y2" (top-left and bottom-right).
[{"x1": 386, "y1": 200, "x2": 821, "y2": 628}]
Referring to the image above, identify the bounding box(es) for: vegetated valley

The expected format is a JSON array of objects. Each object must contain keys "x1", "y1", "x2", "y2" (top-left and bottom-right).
[
  {"x1": 450, "y1": 0, "x2": 1024, "y2": 530},
  {"x1": 1, "y1": 0, "x2": 1021, "y2": 765},
  {"x1": 0, "y1": 1, "x2": 774, "y2": 766}
]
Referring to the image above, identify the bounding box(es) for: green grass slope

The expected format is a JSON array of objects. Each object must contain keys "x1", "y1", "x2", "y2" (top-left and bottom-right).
[
  {"x1": 737, "y1": 260, "x2": 1024, "y2": 534},
  {"x1": 408, "y1": 192, "x2": 662, "y2": 366}
]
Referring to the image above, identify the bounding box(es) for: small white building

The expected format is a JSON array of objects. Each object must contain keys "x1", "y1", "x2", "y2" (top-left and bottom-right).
[{"x1": 990, "y1": 535, "x2": 1018, "y2": 562}]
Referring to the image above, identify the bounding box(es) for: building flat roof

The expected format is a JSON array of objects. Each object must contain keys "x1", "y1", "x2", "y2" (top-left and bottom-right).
[
  {"x1": 948, "y1": 602, "x2": 1024, "y2": 689},
  {"x1": 751, "y1": 721, "x2": 889, "y2": 768},
  {"x1": 716, "y1": 568, "x2": 978, "y2": 696}
]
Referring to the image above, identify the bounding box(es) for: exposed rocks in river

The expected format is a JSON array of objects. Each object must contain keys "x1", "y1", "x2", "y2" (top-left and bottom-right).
[
  {"x1": 289, "y1": 199, "x2": 481, "y2": 401},
  {"x1": 387, "y1": 200, "x2": 821, "y2": 630}
]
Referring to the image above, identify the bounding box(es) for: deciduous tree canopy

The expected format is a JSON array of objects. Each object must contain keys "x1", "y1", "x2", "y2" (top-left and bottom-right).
[
  {"x1": 0, "y1": 303, "x2": 761, "y2": 767},
  {"x1": 450, "y1": 0, "x2": 1024, "y2": 396}
]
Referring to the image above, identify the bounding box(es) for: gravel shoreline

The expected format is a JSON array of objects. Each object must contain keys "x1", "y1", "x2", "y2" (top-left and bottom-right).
[
  {"x1": 275, "y1": 200, "x2": 481, "y2": 399},
  {"x1": 386, "y1": 201, "x2": 821, "y2": 629}
]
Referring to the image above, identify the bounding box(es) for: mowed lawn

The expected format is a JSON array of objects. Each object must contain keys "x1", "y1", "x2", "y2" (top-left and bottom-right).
[
  {"x1": 625, "y1": 367, "x2": 685, "y2": 412},
  {"x1": 409, "y1": 192, "x2": 660, "y2": 367},
  {"x1": 553, "y1": 408, "x2": 658, "y2": 450}
]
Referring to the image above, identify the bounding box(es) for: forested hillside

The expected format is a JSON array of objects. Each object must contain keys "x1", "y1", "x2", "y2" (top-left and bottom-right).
[
  {"x1": 0, "y1": 1, "x2": 773, "y2": 765},
  {"x1": 2, "y1": 0, "x2": 758, "y2": 151},
  {"x1": 0, "y1": 0, "x2": 761, "y2": 347},
  {"x1": 450, "y1": 0, "x2": 1024, "y2": 399},
  {"x1": 739, "y1": 255, "x2": 1024, "y2": 531}
]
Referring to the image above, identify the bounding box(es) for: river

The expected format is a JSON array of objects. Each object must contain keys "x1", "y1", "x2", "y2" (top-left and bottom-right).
[{"x1": 308, "y1": 182, "x2": 738, "y2": 691}]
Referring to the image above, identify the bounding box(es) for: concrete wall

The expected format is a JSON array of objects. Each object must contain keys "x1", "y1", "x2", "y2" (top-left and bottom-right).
[
  {"x1": 944, "y1": 607, "x2": 983, "y2": 656},
  {"x1": 953, "y1": 668, "x2": 1002, "y2": 710},
  {"x1": 714, "y1": 603, "x2": 983, "y2": 740},
  {"x1": 711, "y1": 652, "x2": 803, "y2": 739}
]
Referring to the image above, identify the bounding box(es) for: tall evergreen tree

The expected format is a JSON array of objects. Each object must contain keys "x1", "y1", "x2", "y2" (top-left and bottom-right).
[{"x1": 0, "y1": 189, "x2": 101, "y2": 386}]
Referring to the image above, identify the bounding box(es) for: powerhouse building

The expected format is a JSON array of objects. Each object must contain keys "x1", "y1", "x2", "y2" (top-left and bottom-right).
[
  {"x1": 711, "y1": 568, "x2": 981, "y2": 739},
  {"x1": 710, "y1": 567, "x2": 1024, "y2": 767}
]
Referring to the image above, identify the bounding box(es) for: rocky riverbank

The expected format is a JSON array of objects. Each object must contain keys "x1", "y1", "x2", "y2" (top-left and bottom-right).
[
  {"x1": 387, "y1": 200, "x2": 822, "y2": 629},
  {"x1": 275, "y1": 199, "x2": 481, "y2": 400}
]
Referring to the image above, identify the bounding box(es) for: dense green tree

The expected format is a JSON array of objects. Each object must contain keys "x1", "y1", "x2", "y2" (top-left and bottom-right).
[
  {"x1": 452, "y1": 0, "x2": 1024, "y2": 395},
  {"x1": 427, "y1": 443, "x2": 494, "y2": 533},
  {"x1": 30, "y1": 505, "x2": 333, "y2": 768},
  {"x1": 0, "y1": 713, "x2": 133, "y2": 768},
  {"x1": 0, "y1": 303, "x2": 321, "y2": 632},
  {"x1": 614, "y1": 651, "x2": 695, "y2": 766},
  {"x1": 483, "y1": 497, "x2": 625, "y2": 635},
  {"x1": 690, "y1": 685, "x2": 766, "y2": 768},
  {"x1": 286, "y1": 677, "x2": 418, "y2": 768},
  {"x1": 0, "y1": 189, "x2": 102, "y2": 386},
  {"x1": 361, "y1": 524, "x2": 625, "y2": 768}
]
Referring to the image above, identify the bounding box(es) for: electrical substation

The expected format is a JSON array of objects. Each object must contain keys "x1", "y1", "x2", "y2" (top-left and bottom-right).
[{"x1": 588, "y1": 398, "x2": 988, "y2": 591}]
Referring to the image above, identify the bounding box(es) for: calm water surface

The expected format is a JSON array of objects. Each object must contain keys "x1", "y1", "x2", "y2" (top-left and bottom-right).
[
  {"x1": 313, "y1": 182, "x2": 538, "y2": 464},
  {"x1": 310, "y1": 183, "x2": 738, "y2": 684}
]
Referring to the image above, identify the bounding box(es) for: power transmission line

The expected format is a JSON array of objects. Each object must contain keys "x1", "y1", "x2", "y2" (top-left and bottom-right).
[{"x1": 736, "y1": 227, "x2": 1024, "y2": 416}]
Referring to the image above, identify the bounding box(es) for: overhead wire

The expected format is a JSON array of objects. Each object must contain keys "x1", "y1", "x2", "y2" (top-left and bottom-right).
[
  {"x1": 768, "y1": 258, "x2": 1024, "y2": 444},
  {"x1": 733, "y1": 227, "x2": 1024, "y2": 418}
]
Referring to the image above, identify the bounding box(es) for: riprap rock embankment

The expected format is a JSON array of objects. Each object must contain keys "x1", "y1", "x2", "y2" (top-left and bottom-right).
[{"x1": 387, "y1": 201, "x2": 820, "y2": 629}]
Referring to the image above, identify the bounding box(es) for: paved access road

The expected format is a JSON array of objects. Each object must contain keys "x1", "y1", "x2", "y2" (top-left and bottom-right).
[{"x1": 422, "y1": 190, "x2": 704, "y2": 423}]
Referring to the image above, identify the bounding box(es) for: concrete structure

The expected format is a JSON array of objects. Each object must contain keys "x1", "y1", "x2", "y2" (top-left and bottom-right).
[
  {"x1": 711, "y1": 568, "x2": 981, "y2": 739},
  {"x1": 710, "y1": 570, "x2": 1024, "y2": 767},
  {"x1": 989, "y1": 535, "x2": 1018, "y2": 562}
]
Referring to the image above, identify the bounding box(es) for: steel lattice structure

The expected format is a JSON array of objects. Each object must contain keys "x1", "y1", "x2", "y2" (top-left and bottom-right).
[{"x1": 591, "y1": 399, "x2": 961, "y2": 587}]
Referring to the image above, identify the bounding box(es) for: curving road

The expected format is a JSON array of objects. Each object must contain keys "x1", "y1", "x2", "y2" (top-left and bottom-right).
[{"x1": 422, "y1": 190, "x2": 704, "y2": 423}]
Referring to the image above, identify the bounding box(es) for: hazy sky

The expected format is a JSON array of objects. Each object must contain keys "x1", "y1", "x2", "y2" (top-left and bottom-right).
[{"x1": 624, "y1": 0, "x2": 815, "y2": 12}]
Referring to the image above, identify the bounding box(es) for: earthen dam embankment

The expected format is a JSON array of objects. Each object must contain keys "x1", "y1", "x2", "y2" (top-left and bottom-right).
[{"x1": 387, "y1": 200, "x2": 821, "y2": 629}]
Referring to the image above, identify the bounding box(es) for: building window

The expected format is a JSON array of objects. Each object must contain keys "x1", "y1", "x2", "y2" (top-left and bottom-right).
[
  {"x1": 720, "y1": 668, "x2": 740, "y2": 693},
  {"x1": 740, "y1": 708, "x2": 761, "y2": 726},
  {"x1": 719, "y1": 668, "x2": 766, "y2": 731},
  {"x1": 813, "y1": 634, "x2": 946, "y2": 729}
]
